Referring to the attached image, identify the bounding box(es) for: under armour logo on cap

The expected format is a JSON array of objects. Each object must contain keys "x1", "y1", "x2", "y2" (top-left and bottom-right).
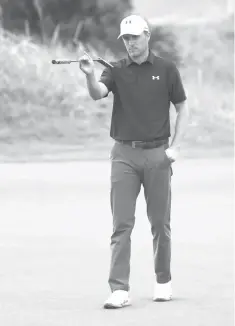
[
  {"x1": 152, "y1": 76, "x2": 160, "y2": 80},
  {"x1": 118, "y1": 15, "x2": 149, "y2": 39}
]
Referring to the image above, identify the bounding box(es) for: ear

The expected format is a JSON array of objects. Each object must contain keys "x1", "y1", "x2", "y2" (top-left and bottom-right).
[{"x1": 145, "y1": 31, "x2": 151, "y2": 40}]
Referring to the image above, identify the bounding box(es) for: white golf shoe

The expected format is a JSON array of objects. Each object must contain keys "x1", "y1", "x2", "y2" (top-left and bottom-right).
[
  {"x1": 153, "y1": 280, "x2": 173, "y2": 302},
  {"x1": 103, "y1": 290, "x2": 131, "y2": 309}
]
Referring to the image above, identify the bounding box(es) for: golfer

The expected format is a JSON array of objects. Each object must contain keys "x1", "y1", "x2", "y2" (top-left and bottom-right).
[{"x1": 79, "y1": 14, "x2": 189, "y2": 308}]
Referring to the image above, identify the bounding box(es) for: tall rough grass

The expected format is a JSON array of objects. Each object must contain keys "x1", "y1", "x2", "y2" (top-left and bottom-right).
[
  {"x1": 171, "y1": 14, "x2": 234, "y2": 147},
  {"x1": 0, "y1": 14, "x2": 234, "y2": 153},
  {"x1": 0, "y1": 29, "x2": 109, "y2": 145}
]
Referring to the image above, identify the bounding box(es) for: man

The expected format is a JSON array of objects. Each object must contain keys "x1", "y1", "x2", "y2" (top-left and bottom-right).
[{"x1": 79, "y1": 14, "x2": 189, "y2": 309}]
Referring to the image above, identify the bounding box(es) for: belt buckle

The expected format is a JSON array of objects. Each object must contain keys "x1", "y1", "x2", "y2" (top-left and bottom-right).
[
  {"x1": 131, "y1": 141, "x2": 136, "y2": 148},
  {"x1": 131, "y1": 141, "x2": 142, "y2": 148}
]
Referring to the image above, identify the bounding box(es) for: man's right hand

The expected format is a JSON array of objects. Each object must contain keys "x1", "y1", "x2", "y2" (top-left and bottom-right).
[
  {"x1": 79, "y1": 51, "x2": 109, "y2": 100},
  {"x1": 79, "y1": 53, "x2": 95, "y2": 76}
]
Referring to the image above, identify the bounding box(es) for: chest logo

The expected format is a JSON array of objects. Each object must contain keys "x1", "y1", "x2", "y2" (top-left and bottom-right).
[{"x1": 152, "y1": 75, "x2": 160, "y2": 80}]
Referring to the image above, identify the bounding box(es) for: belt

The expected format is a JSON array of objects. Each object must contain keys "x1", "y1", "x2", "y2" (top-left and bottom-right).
[{"x1": 116, "y1": 139, "x2": 167, "y2": 149}]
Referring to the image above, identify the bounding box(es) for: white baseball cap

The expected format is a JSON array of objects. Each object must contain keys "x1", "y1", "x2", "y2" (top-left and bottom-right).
[{"x1": 117, "y1": 15, "x2": 150, "y2": 39}]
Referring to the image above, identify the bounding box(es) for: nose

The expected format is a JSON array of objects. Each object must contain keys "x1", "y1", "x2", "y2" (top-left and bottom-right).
[{"x1": 128, "y1": 40, "x2": 136, "y2": 47}]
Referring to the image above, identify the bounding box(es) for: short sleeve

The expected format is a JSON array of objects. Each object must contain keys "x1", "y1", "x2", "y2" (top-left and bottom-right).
[
  {"x1": 168, "y1": 63, "x2": 187, "y2": 104},
  {"x1": 99, "y1": 67, "x2": 114, "y2": 93}
]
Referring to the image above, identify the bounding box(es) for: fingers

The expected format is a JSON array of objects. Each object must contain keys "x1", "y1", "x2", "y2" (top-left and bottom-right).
[
  {"x1": 78, "y1": 51, "x2": 94, "y2": 75},
  {"x1": 83, "y1": 51, "x2": 93, "y2": 61},
  {"x1": 78, "y1": 52, "x2": 93, "y2": 64},
  {"x1": 78, "y1": 56, "x2": 89, "y2": 63}
]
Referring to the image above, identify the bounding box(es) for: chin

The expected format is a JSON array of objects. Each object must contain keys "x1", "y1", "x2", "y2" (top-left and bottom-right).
[{"x1": 128, "y1": 50, "x2": 139, "y2": 57}]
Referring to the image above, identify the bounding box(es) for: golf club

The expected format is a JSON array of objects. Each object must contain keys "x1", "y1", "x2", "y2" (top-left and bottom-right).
[{"x1": 52, "y1": 57, "x2": 114, "y2": 68}]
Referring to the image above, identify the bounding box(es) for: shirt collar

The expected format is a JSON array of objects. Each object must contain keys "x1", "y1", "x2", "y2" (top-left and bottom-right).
[{"x1": 126, "y1": 50, "x2": 155, "y2": 66}]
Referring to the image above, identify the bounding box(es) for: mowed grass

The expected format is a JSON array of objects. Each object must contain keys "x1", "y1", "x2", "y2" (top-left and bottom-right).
[
  {"x1": 0, "y1": 159, "x2": 233, "y2": 325},
  {"x1": 0, "y1": 14, "x2": 234, "y2": 158}
]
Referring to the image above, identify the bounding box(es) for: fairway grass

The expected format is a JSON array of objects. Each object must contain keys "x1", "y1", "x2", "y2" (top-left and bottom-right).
[{"x1": 0, "y1": 158, "x2": 233, "y2": 325}]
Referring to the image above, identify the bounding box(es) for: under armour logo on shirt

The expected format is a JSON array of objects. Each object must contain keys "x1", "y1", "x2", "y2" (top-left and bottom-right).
[{"x1": 152, "y1": 76, "x2": 160, "y2": 80}]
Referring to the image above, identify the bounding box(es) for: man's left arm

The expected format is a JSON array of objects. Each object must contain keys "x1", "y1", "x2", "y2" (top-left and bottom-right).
[
  {"x1": 166, "y1": 100, "x2": 190, "y2": 161},
  {"x1": 166, "y1": 62, "x2": 190, "y2": 161}
]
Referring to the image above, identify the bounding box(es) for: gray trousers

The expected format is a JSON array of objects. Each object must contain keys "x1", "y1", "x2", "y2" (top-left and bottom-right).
[{"x1": 109, "y1": 141, "x2": 173, "y2": 292}]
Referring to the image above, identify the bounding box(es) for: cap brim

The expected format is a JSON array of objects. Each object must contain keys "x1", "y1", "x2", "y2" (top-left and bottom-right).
[{"x1": 117, "y1": 31, "x2": 142, "y2": 39}]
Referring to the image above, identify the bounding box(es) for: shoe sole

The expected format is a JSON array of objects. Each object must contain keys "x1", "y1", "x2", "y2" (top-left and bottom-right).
[
  {"x1": 153, "y1": 296, "x2": 172, "y2": 302},
  {"x1": 103, "y1": 301, "x2": 131, "y2": 309}
]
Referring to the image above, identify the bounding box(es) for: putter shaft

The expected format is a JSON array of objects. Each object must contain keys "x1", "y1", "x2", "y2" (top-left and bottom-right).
[{"x1": 52, "y1": 57, "x2": 113, "y2": 68}]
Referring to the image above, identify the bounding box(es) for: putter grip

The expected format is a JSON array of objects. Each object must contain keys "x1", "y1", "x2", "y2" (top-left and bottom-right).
[{"x1": 52, "y1": 60, "x2": 71, "y2": 64}]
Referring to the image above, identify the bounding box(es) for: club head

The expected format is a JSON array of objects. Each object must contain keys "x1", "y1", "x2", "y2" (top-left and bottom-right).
[{"x1": 94, "y1": 58, "x2": 113, "y2": 68}]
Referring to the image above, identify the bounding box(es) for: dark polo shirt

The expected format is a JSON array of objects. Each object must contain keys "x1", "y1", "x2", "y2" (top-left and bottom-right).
[{"x1": 99, "y1": 50, "x2": 187, "y2": 141}]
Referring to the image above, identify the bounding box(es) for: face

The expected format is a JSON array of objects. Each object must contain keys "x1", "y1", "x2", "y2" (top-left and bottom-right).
[{"x1": 122, "y1": 32, "x2": 150, "y2": 58}]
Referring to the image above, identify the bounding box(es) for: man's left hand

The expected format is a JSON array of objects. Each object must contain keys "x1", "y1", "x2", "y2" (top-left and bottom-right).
[{"x1": 165, "y1": 147, "x2": 180, "y2": 162}]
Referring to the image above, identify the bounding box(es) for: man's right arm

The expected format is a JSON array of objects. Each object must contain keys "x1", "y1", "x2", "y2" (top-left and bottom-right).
[
  {"x1": 78, "y1": 53, "x2": 110, "y2": 100},
  {"x1": 86, "y1": 72, "x2": 109, "y2": 101}
]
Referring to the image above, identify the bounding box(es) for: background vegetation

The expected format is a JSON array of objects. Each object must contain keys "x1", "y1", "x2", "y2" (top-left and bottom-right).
[{"x1": 0, "y1": 0, "x2": 233, "y2": 159}]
